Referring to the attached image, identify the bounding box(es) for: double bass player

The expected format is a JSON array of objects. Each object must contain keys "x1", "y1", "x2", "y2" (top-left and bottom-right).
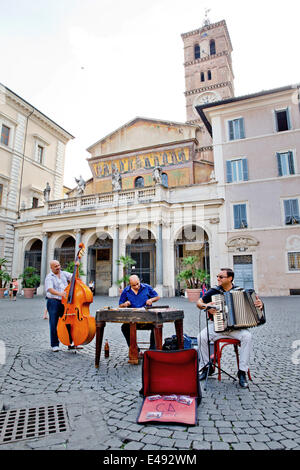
[{"x1": 45, "y1": 259, "x2": 81, "y2": 351}]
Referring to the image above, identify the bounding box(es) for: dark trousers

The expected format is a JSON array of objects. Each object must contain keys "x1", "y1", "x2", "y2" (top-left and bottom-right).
[
  {"x1": 47, "y1": 298, "x2": 64, "y2": 347},
  {"x1": 121, "y1": 323, "x2": 156, "y2": 350}
]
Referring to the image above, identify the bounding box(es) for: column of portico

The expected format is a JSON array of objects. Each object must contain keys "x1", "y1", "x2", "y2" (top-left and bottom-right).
[
  {"x1": 38, "y1": 232, "x2": 49, "y2": 295},
  {"x1": 109, "y1": 225, "x2": 120, "y2": 297},
  {"x1": 74, "y1": 229, "x2": 82, "y2": 254},
  {"x1": 155, "y1": 222, "x2": 165, "y2": 297}
]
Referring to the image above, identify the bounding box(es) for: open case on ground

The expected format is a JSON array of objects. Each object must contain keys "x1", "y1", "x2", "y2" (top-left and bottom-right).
[{"x1": 137, "y1": 349, "x2": 201, "y2": 426}]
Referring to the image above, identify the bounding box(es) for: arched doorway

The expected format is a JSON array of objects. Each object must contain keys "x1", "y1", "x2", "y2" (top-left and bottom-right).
[
  {"x1": 54, "y1": 236, "x2": 75, "y2": 269},
  {"x1": 87, "y1": 235, "x2": 113, "y2": 295},
  {"x1": 24, "y1": 239, "x2": 42, "y2": 275},
  {"x1": 126, "y1": 229, "x2": 156, "y2": 285},
  {"x1": 175, "y1": 225, "x2": 210, "y2": 295}
]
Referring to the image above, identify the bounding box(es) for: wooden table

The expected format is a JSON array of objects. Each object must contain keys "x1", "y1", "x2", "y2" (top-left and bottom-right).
[{"x1": 95, "y1": 307, "x2": 184, "y2": 367}]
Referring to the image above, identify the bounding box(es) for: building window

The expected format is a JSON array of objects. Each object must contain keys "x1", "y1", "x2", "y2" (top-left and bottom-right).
[
  {"x1": 0, "y1": 184, "x2": 3, "y2": 205},
  {"x1": 194, "y1": 44, "x2": 200, "y2": 60},
  {"x1": 134, "y1": 176, "x2": 144, "y2": 188},
  {"x1": 226, "y1": 158, "x2": 248, "y2": 183},
  {"x1": 276, "y1": 151, "x2": 295, "y2": 176},
  {"x1": 210, "y1": 39, "x2": 216, "y2": 55},
  {"x1": 37, "y1": 145, "x2": 44, "y2": 164},
  {"x1": 228, "y1": 118, "x2": 245, "y2": 140},
  {"x1": 32, "y1": 197, "x2": 39, "y2": 208},
  {"x1": 233, "y1": 204, "x2": 248, "y2": 229},
  {"x1": 284, "y1": 199, "x2": 300, "y2": 225},
  {"x1": 200, "y1": 72, "x2": 205, "y2": 82},
  {"x1": 1, "y1": 124, "x2": 10, "y2": 146},
  {"x1": 207, "y1": 70, "x2": 212, "y2": 80},
  {"x1": 288, "y1": 252, "x2": 300, "y2": 271},
  {"x1": 162, "y1": 173, "x2": 168, "y2": 187},
  {"x1": 275, "y1": 108, "x2": 291, "y2": 132}
]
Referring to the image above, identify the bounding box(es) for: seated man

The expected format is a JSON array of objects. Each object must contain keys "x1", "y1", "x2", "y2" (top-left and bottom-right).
[
  {"x1": 119, "y1": 275, "x2": 160, "y2": 353},
  {"x1": 197, "y1": 267, "x2": 264, "y2": 388}
]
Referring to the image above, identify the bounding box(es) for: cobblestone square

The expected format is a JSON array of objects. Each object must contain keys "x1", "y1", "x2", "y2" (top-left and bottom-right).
[{"x1": 0, "y1": 295, "x2": 299, "y2": 451}]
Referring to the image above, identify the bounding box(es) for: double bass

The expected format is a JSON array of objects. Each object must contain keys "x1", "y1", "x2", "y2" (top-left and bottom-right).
[{"x1": 57, "y1": 243, "x2": 96, "y2": 347}]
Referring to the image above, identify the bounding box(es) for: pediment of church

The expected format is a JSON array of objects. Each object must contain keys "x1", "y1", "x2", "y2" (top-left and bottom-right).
[{"x1": 87, "y1": 117, "x2": 199, "y2": 159}]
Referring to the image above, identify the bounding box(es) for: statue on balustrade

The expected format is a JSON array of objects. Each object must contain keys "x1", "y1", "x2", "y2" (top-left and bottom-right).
[
  {"x1": 43, "y1": 182, "x2": 51, "y2": 202},
  {"x1": 112, "y1": 167, "x2": 122, "y2": 191},
  {"x1": 75, "y1": 175, "x2": 86, "y2": 196},
  {"x1": 152, "y1": 165, "x2": 162, "y2": 185}
]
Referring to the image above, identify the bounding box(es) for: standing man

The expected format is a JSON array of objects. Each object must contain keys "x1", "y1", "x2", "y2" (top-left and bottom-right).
[
  {"x1": 44, "y1": 260, "x2": 72, "y2": 352},
  {"x1": 197, "y1": 268, "x2": 264, "y2": 388},
  {"x1": 119, "y1": 275, "x2": 160, "y2": 353}
]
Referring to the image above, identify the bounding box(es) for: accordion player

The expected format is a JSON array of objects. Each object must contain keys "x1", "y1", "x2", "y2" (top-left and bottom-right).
[{"x1": 212, "y1": 288, "x2": 266, "y2": 333}]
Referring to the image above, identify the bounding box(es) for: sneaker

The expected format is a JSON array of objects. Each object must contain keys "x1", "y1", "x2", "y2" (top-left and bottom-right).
[
  {"x1": 238, "y1": 370, "x2": 249, "y2": 388},
  {"x1": 52, "y1": 346, "x2": 59, "y2": 352}
]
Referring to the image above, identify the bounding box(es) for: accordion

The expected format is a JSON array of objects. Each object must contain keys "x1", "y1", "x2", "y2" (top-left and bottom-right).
[{"x1": 212, "y1": 289, "x2": 266, "y2": 333}]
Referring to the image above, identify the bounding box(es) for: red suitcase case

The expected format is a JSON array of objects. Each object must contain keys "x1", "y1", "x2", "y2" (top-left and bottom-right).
[{"x1": 137, "y1": 349, "x2": 201, "y2": 426}]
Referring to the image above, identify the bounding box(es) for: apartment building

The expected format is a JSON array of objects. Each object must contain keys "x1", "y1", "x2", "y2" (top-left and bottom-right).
[
  {"x1": 0, "y1": 84, "x2": 74, "y2": 273},
  {"x1": 196, "y1": 84, "x2": 300, "y2": 296}
]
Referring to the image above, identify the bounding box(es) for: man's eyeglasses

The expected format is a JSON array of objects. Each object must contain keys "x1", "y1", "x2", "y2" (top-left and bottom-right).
[{"x1": 217, "y1": 275, "x2": 227, "y2": 279}]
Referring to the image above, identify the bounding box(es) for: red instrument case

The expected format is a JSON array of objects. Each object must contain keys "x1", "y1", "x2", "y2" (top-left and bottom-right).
[{"x1": 137, "y1": 349, "x2": 201, "y2": 426}]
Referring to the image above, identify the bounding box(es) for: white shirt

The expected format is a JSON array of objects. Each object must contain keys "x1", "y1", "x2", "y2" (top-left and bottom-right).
[{"x1": 45, "y1": 270, "x2": 72, "y2": 300}]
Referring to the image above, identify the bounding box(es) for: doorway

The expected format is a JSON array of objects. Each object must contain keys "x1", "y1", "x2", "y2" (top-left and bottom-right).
[
  {"x1": 87, "y1": 238, "x2": 112, "y2": 295},
  {"x1": 233, "y1": 255, "x2": 254, "y2": 289},
  {"x1": 126, "y1": 231, "x2": 155, "y2": 285}
]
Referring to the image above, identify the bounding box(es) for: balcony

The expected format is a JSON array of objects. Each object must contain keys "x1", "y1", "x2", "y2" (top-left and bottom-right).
[
  {"x1": 17, "y1": 181, "x2": 222, "y2": 223},
  {"x1": 47, "y1": 186, "x2": 161, "y2": 215}
]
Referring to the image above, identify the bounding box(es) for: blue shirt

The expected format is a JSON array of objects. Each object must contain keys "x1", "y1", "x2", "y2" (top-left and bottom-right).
[{"x1": 119, "y1": 283, "x2": 158, "y2": 308}]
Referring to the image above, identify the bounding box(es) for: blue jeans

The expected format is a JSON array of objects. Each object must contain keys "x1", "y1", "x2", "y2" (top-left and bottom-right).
[{"x1": 47, "y1": 298, "x2": 64, "y2": 347}]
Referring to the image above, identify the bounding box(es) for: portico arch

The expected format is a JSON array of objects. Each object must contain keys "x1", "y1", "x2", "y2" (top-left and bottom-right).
[
  {"x1": 126, "y1": 228, "x2": 156, "y2": 285},
  {"x1": 87, "y1": 232, "x2": 113, "y2": 295},
  {"x1": 24, "y1": 238, "x2": 42, "y2": 275},
  {"x1": 174, "y1": 224, "x2": 210, "y2": 295},
  {"x1": 53, "y1": 235, "x2": 75, "y2": 269}
]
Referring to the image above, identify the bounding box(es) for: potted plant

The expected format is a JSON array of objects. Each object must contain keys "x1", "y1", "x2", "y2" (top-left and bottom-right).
[
  {"x1": 19, "y1": 266, "x2": 40, "y2": 298},
  {"x1": 116, "y1": 255, "x2": 136, "y2": 292},
  {"x1": 177, "y1": 255, "x2": 210, "y2": 302},
  {"x1": 0, "y1": 258, "x2": 11, "y2": 298}
]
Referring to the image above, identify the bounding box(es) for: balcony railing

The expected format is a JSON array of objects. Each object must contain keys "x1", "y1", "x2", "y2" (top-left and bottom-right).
[{"x1": 47, "y1": 186, "x2": 163, "y2": 215}]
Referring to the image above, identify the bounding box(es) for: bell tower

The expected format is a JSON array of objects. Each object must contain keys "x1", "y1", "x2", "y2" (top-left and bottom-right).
[{"x1": 181, "y1": 18, "x2": 235, "y2": 125}]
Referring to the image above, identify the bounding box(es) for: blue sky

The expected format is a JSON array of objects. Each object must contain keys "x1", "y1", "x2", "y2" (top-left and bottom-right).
[{"x1": 1, "y1": 0, "x2": 299, "y2": 187}]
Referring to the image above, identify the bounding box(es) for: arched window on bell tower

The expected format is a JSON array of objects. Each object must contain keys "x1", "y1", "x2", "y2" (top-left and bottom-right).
[
  {"x1": 210, "y1": 39, "x2": 216, "y2": 55},
  {"x1": 194, "y1": 44, "x2": 200, "y2": 60},
  {"x1": 207, "y1": 70, "x2": 212, "y2": 80}
]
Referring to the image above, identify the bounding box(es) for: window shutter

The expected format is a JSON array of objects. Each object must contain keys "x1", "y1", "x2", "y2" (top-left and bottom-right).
[
  {"x1": 284, "y1": 200, "x2": 292, "y2": 224},
  {"x1": 228, "y1": 121, "x2": 234, "y2": 141},
  {"x1": 276, "y1": 153, "x2": 283, "y2": 176},
  {"x1": 291, "y1": 199, "x2": 300, "y2": 222},
  {"x1": 288, "y1": 151, "x2": 295, "y2": 175},
  {"x1": 242, "y1": 159, "x2": 249, "y2": 181},
  {"x1": 286, "y1": 108, "x2": 291, "y2": 130},
  {"x1": 233, "y1": 205, "x2": 240, "y2": 229},
  {"x1": 239, "y1": 118, "x2": 245, "y2": 139},
  {"x1": 240, "y1": 204, "x2": 248, "y2": 228},
  {"x1": 226, "y1": 161, "x2": 233, "y2": 183}
]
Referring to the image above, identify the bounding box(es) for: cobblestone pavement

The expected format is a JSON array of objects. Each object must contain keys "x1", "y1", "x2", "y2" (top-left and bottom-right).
[{"x1": 0, "y1": 294, "x2": 299, "y2": 451}]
